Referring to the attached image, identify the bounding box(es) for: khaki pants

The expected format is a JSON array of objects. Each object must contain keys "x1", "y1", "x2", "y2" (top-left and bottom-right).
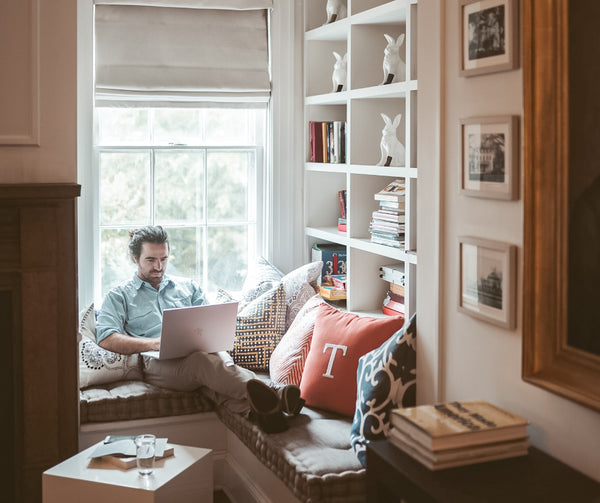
[{"x1": 143, "y1": 351, "x2": 256, "y2": 415}]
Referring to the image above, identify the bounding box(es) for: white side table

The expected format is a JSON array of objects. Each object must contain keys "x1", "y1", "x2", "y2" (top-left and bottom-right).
[{"x1": 43, "y1": 442, "x2": 213, "y2": 503}]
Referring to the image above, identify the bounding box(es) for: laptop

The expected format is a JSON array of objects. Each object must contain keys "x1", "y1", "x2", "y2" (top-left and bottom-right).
[{"x1": 141, "y1": 301, "x2": 238, "y2": 360}]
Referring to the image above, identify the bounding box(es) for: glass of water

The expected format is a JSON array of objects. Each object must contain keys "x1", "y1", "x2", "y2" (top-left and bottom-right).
[{"x1": 134, "y1": 434, "x2": 156, "y2": 476}]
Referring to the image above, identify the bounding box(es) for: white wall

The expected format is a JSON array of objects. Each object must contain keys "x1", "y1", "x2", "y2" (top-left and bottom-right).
[{"x1": 417, "y1": 0, "x2": 600, "y2": 482}]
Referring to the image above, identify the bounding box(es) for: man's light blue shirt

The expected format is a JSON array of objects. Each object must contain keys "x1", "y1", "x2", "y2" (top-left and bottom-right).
[{"x1": 96, "y1": 273, "x2": 206, "y2": 344}]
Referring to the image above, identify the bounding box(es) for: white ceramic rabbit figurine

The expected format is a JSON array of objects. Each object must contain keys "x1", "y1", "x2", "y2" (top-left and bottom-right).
[
  {"x1": 331, "y1": 52, "x2": 347, "y2": 92},
  {"x1": 381, "y1": 34, "x2": 406, "y2": 84},
  {"x1": 326, "y1": 0, "x2": 347, "y2": 24},
  {"x1": 377, "y1": 113, "x2": 405, "y2": 167}
]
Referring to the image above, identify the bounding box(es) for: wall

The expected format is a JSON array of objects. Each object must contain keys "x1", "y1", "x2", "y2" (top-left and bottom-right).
[
  {"x1": 417, "y1": 0, "x2": 600, "y2": 482},
  {"x1": 0, "y1": 0, "x2": 77, "y2": 182}
]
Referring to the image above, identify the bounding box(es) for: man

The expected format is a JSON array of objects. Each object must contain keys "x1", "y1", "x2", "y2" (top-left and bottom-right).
[{"x1": 96, "y1": 225, "x2": 302, "y2": 432}]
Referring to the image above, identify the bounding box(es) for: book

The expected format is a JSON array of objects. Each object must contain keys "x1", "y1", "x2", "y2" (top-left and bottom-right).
[
  {"x1": 319, "y1": 284, "x2": 347, "y2": 300},
  {"x1": 379, "y1": 263, "x2": 406, "y2": 286},
  {"x1": 390, "y1": 401, "x2": 529, "y2": 452},
  {"x1": 338, "y1": 189, "x2": 347, "y2": 218},
  {"x1": 388, "y1": 427, "x2": 530, "y2": 470},
  {"x1": 312, "y1": 243, "x2": 347, "y2": 282},
  {"x1": 371, "y1": 235, "x2": 404, "y2": 248},
  {"x1": 382, "y1": 305, "x2": 405, "y2": 317},
  {"x1": 374, "y1": 179, "x2": 406, "y2": 202},
  {"x1": 379, "y1": 200, "x2": 405, "y2": 210},
  {"x1": 372, "y1": 209, "x2": 405, "y2": 223},
  {"x1": 337, "y1": 217, "x2": 347, "y2": 232},
  {"x1": 103, "y1": 445, "x2": 175, "y2": 470},
  {"x1": 325, "y1": 274, "x2": 346, "y2": 290},
  {"x1": 383, "y1": 290, "x2": 405, "y2": 314},
  {"x1": 389, "y1": 282, "x2": 405, "y2": 297},
  {"x1": 90, "y1": 437, "x2": 173, "y2": 469}
]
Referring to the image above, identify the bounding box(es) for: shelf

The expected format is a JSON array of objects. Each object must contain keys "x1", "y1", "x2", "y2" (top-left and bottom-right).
[
  {"x1": 306, "y1": 162, "x2": 347, "y2": 173},
  {"x1": 351, "y1": 0, "x2": 409, "y2": 25},
  {"x1": 349, "y1": 164, "x2": 417, "y2": 178},
  {"x1": 305, "y1": 82, "x2": 418, "y2": 104},
  {"x1": 305, "y1": 226, "x2": 349, "y2": 246},
  {"x1": 305, "y1": 91, "x2": 349, "y2": 106},
  {"x1": 350, "y1": 238, "x2": 417, "y2": 264},
  {"x1": 350, "y1": 81, "x2": 417, "y2": 99},
  {"x1": 304, "y1": 0, "x2": 418, "y2": 316},
  {"x1": 305, "y1": 18, "x2": 349, "y2": 41}
]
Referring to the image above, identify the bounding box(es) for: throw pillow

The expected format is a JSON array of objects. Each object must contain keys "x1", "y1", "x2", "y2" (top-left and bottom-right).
[
  {"x1": 281, "y1": 260, "x2": 322, "y2": 330},
  {"x1": 350, "y1": 313, "x2": 417, "y2": 466},
  {"x1": 269, "y1": 293, "x2": 324, "y2": 386},
  {"x1": 241, "y1": 257, "x2": 284, "y2": 304},
  {"x1": 230, "y1": 284, "x2": 287, "y2": 371},
  {"x1": 78, "y1": 303, "x2": 143, "y2": 388},
  {"x1": 299, "y1": 303, "x2": 406, "y2": 417}
]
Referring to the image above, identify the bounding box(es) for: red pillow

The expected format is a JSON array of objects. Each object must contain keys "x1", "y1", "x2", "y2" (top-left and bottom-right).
[{"x1": 299, "y1": 303, "x2": 406, "y2": 417}]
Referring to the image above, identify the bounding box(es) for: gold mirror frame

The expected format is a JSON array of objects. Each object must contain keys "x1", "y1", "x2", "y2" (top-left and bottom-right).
[{"x1": 523, "y1": 0, "x2": 600, "y2": 412}]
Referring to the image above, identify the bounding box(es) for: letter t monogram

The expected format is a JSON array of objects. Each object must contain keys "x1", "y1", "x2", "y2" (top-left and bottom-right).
[{"x1": 322, "y1": 343, "x2": 348, "y2": 379}]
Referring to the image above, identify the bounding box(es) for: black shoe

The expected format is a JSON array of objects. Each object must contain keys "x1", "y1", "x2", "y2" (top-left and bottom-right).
[
  {"x1": 246, "y1": 379, "x2": 287, "y2": 433},
  {"x1": 276, "y1": 384, "x2": 305, "y2": 416}
]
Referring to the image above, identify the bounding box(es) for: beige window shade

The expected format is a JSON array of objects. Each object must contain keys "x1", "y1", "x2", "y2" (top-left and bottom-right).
[{"x1": 95, "y1": 2, "x2": 271, "y2": 104}]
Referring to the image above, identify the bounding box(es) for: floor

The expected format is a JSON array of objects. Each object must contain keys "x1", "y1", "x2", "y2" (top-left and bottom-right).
[{"x1": 214, "y1": 489, "x2": 233, "y2": 503}]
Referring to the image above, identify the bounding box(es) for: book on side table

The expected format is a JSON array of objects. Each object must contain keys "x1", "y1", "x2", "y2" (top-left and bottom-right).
[
  {"x1": 389, "y1": 400, "x2": 529, "y2": 470},
  {"x1": 90, "y1": 437, "x2": 174, "y2": 470}
]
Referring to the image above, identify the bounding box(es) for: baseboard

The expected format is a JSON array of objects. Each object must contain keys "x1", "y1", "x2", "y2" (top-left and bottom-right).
[{"x1": 221, "y1": 429, "x2": 302, "y2": 503}]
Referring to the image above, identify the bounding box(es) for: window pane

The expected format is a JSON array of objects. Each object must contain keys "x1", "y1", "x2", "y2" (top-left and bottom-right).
[
  {"x1": 207, "y1": 225, "x2": 248, "y2": 291},
  {"x1": 204, "y1": 109, "x2": 256, "y2": 145},
  {"x1": 100, "y1": 152, "x2": 150, "y2": 225},
  {"x1": 207, "y1": 151, "x2": 252, "y2": 222},
  {"x1": 97, "y1": 108, "x2": 150, "y2": 145},
  {"x1": 101, "y1": 228, "x2": 135, "y2": 298},
  {"x1": 165, "y1": 226, "x2": 204, "y2": 285},
  {"x1": 153, "y1": 109, "x2": 202, "y2": 145},
  {"x1": 155, "y1": 151, "x2": 204, "y2": 223}
]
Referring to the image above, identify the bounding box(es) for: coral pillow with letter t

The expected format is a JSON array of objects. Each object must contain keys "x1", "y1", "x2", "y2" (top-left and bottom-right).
[{"x1": 299, "y1": 303, "x2": 406, "y2": 417}]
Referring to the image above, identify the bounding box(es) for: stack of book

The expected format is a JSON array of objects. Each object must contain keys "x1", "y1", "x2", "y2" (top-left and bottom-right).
[
  {"x1": 388, "y1": 400, "x2": 530, "y2": 471},
  {"x1": 370, "y1": 179, "x2": 405, "y2": 248},
  {"x1": 379, "y1": 263, "x2": 405, "y2": 316},
  {"x1": 309, "y1": 120, "x2": 346, "y2": 163}
]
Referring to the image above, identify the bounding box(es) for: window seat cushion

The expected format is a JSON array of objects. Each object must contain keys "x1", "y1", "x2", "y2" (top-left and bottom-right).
[
  {"x1": 79, "y1": 380, "x2": 215, "y2": 424},
  {"x1": 216, "y1": 403, "x2": 366, "y2": 502}
]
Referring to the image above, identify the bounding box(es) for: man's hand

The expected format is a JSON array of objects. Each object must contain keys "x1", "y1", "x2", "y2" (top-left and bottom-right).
[{"x1": 98, "y1": 332, "x2": 161, "y2": 355}]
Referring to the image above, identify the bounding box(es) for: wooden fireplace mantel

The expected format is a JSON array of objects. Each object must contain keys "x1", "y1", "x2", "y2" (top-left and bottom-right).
[{"x1": 0, "y1": 182, "x2": 81, "y2": 503}]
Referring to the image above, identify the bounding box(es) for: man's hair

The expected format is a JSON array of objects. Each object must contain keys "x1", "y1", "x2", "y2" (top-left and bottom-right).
[{"x1": 128, "y1": 225, "x2": 169, "y2": 260}]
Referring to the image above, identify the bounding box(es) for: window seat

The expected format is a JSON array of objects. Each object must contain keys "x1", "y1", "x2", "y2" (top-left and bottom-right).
[{"x1": 79, "y1": 378, "x2": 366, "y2": 503}]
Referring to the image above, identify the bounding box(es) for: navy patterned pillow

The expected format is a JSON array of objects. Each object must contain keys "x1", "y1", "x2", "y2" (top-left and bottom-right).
[{"x1": 350, "y1": 313, "x2": 416, "y2": 466}]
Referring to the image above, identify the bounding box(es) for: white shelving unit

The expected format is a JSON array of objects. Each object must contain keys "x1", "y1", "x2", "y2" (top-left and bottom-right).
[{"x1": 303, "y1": 0, "x2": 418, "y2": 317}]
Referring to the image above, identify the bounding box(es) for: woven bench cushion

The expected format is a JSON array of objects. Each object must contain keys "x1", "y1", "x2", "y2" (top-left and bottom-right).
[
  {"x1": 218, "y1": 404, "x2": 366, "y2": 503},
  {"x1": 80, "y1": 380, "x2": 215, "y2": 423}
]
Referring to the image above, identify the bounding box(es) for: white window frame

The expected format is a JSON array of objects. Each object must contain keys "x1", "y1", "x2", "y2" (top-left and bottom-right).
[{"x1": 92, "y1": 107, "x2": 268, "y2": 302}]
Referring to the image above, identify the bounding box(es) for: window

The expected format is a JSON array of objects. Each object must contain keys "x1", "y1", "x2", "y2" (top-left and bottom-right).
[{"x1": 95, "y1": 106, "x2": 267, "y2": 300}]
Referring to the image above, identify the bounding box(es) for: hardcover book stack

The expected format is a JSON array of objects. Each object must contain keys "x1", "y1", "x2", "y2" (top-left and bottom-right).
[
  {"x1": 309, "y1": 121, "x2": 346, "y2": 163},
  {"x1": 388, "y1": 400, "x2": 530, "y2": 471},
  {"x1": 380, "y1": 263, "x2": 405, "y2": 317},
  {"x1": 370, "y1": 179, "x2": 405, "y2": 248}
]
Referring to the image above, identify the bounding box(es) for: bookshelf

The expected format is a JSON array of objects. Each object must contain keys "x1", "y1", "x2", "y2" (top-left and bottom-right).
[{"x1": 303, "y1": 0, "x2": 418, "y2": 316}]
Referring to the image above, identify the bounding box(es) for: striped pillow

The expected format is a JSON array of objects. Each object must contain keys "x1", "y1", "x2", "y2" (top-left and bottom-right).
[{"x1": 269, "y1": 294, "x2": 323, "y2": 385}]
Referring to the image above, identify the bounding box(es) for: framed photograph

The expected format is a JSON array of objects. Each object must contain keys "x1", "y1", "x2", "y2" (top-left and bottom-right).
[
  {"x1": 460, "y1": 115, "x2": 519, "y2": 200},
  {"x1": 459, "y1": 0, "x2": 519, "y2": 77},
  {"x1": 458, "y1": 236, "x2": 516, "y2": 329}
]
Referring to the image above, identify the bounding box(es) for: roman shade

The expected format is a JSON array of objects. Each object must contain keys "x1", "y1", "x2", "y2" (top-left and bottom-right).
[{"x1": 94, "y1": 0, "x2": 272, "y2": 105}]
